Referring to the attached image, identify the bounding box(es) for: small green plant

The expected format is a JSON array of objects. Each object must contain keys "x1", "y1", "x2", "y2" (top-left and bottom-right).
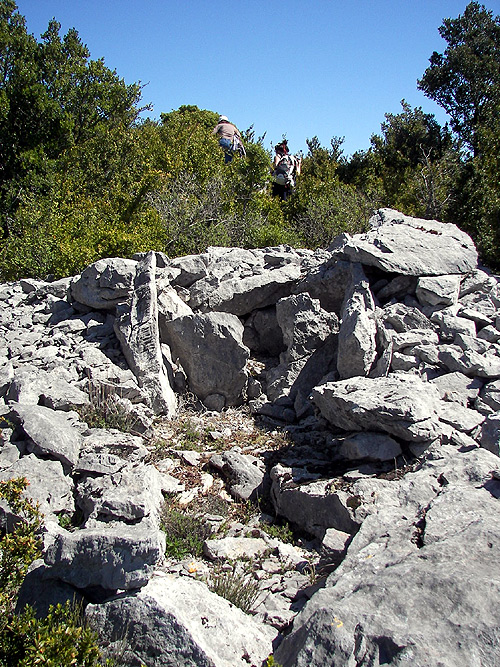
[
  {"x1": 0, "y1": 478, "x2": 42, "y2": 623},
  {"x1": 0, "y1": 478, "x2": 110, "y2": 665},
  {"x1": 160, "y1": 500, "x2": 211, "y2": 559},
  {"x1": 265, "y1": 655, "x2": 283, "y2": 667},
  {"x1": 177, "y1": 418, "x2": 204, "y2": 451},
  {"x1": 76, "y1": 384, "x2": 138, "y2": 433},
  {"x1": 261, "y1": 519, "x2": 294, "y2": 544},
  {"x1": 206, "y1": 560, "x2": 260, "y2": 613},
  {"x1": 303, "y1": 559, "x2": 318, "y2": 585},
  {"x1": 57, "y1": 513, "x2": 73, "y2": 530}
]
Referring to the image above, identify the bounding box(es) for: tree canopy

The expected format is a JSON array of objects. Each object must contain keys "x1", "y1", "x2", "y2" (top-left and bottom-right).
[
  {"x1": 418, "y1": 1, "x2": 500, "y2": 155},
  {"x1": 0, "y1": 1, "x2": 500, "y2": 279}
]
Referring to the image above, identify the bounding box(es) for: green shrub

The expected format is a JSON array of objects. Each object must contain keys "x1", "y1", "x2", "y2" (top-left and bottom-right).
[
  {"x1": 0, "y1": 601, "x2": 110, "y2": 667},
  {"x1": 0, "y1": 478, "x2": 110, "y2": 666},
  {"x1": 0, "y1": 478, "x2": 42, "y2": 623},
  {"x1": 160, "y1": 501, "x2": 212, "y2": 559},
  {"x1": 206, "y1": 561, "x2": 260, "y2": 613}
]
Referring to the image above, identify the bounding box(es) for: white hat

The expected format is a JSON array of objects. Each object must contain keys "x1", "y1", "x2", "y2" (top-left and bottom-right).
[{"x1": 218, "y1": 115, "x2": 228, "y2": 122}]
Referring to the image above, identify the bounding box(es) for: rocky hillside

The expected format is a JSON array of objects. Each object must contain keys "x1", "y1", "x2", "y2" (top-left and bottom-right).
[{"x1": 1, "y1": 208, "x2": 500, "y2": 666}]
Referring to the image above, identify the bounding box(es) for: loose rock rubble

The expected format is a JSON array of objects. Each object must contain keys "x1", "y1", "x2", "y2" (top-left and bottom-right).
[{"x1": 1, "y1": 208, "x2": 500, "y2": 666}]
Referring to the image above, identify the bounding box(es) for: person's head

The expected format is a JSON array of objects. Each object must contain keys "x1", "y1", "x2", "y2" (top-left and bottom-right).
[
  {"x1": 218, "y1": 115, "x2": 229, "y2": 123},
  {"x1": 275, "y1": 140, "x2": 289, "y2": 155}
]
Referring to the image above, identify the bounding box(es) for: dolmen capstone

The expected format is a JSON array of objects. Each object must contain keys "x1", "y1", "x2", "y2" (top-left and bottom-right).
[{"x1": 1, "y1": 208, "x2": 500, "y2": 666}]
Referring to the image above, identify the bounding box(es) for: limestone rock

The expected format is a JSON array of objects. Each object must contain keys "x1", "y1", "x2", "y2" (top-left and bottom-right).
[
  {"x1": 416, "y1": 274, "x2": 461, "y2": 307},
  {"x1": 340, "y1": 208, "x2": 478, "y2": 276},
  {"x1": 311, "y1": 375, "x2": 442, "y2": 442},
  {"x1": 337, "y1": 263, "x2": 377, "y2": 379},
  {"x1": 76, "y1": 464, "x2": 165, "y2": 526},
  {"x1": 188, "y1": 246, "x2": 306, "y2": 316},
  {"x1": 337, "y1": 432, "x2": 402, "y2": 462},
  {"x1": 85, "y1": 573, "x2": 275, "y2": 667},
  {"x1": 44, "y1": 523, "x2": 166, "y2": 591},
  {"x1": 209, "y1": 449, "x2": 266, "y2": 501},
  {"x1": 7, "y1": 403, "x2": 83, "y2": 469},
  {"x1": 161, "y1": 311, "x2": 249, "y2": 408},
  {"x1": 203, "y1": 536, "x2": 270, "y2": 560},
  {"x1": 3, "y1": 455, "x2": 74, "y2": 518},
  {"x1": 114, "y1": 252, "x2": 177, "y2": 416},
  {"x1": 71, "y1": 257, "x2": 137, "y2": 311},
  {"x1": 266, "y1": 293, "x2": 339, "y2": 403},
  {"x1": 275, "y1": 447, "x2": 500, "y2": 667},
  {"x1": 479, "y1": 414, "x2": 500, "y2": 456},
  {"x1": 270, "y1": 463, "x2": 361, "y2": 537}
]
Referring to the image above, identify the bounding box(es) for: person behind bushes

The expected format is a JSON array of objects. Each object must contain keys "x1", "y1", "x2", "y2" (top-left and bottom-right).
[
  {"x1": 271, "y1": 139, "x2": 301, "y2": 200},
  {"x1": 212, "y1": 115, "x2": 246, "y2": 163}
]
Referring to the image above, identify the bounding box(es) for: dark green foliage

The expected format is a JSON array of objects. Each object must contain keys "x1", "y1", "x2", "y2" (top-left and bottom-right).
[
  {"x1": 0, "y1": 601, "x2": 109, "y2": 667},
  {"x1": 160, "y1": 500, "x2": 212, "y2": 559},
  {"x1": 0, "y1": 3, "x2": 142, "y2": 237},
  {"x1": 284, "y1": 136, "x2": 373, "y2": 246},
  {"x1": 341, "y1": 101, "x2": 460, "y2": 221},
  {"x1": 0, "y1": 477, "x2": 42, "y2": 620},
  {"x1": 1, "y1": 1, "x2": 500, "y2": 276},
  {"x1": 417, "y1": 2, "x2": 500, "y2": 268},
  {"x1": 418, "y1": 1, "x2": 500, "y2": 155}
]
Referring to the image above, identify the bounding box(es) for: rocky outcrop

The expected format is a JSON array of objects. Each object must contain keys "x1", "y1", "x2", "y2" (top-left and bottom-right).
[
  {"x1": 86, "y1": 573, "x2": 276, "y2": 667},
  {"x1": 338, "y1": 207, "x2": 478, "y2": 275},
  {"x1": 274, "y1": 445, "x2": 500, "y2": 667},
  {"x1": 2, "y1": 210, "x2": 500, "y2": 665}
]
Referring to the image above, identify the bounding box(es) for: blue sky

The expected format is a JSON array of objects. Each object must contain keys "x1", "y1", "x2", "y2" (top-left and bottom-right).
[{"x1": 15, "y1": 0, "x2": 500, "y2": 157}]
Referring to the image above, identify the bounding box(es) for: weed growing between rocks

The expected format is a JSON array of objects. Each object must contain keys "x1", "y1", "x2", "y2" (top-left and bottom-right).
[
  {"x1": 206, "y1": 560, "x2": 260, "y2": 613},
  {"x1": 0, "y1": 478, "x2": 110, "y2": 666},
  {"x1": 260, "y1": 518, "x2": 295, "y2": 544},
  {"x1": 265, "y1": 656, "x2": 283, "y2": 667},
  {"x1": 160, "y1": 497, "x2": 212, "y2": 559},
  {"x1": 75, "y1": 384, "x2": 139, "y2": 434}
]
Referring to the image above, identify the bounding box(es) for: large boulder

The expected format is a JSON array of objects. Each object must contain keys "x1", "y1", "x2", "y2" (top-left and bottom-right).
[
  {"x1": 44, "y1": 523, "x2": 165, "y2": 591},
  {"x1": 70, "y1": 257, "x2": 137, "y2": 311},
  {"x1": 339, "y1": 208, "x2": 478, "y2": 276},
  {"x1": 266, "y1": 294, "x2": 339, "y2": 403},
  {"x1": 85, "y1": 573, "x2": 275, "y2": 667},
  {"x1": 3, "y1": 455, "x2": 74, "y2": 518},
  {"x1": 188, "y1": 246, "x2": 306, "y2": 316},
  {"x1": 275, "y1": 447, "x2": 500, "y2": 667},
  {"x1": 161, "y1": 311, "x2": 249, "y2": 408},
  {"x1": 7, "y1": 403, "x2": 83, "y2": 469},
  {"x1": 76, "y1": 464, "x2": 166, "y2": 526},
  {"x1": 311, "y1": 375, "x2": 443, "y2": 442}
]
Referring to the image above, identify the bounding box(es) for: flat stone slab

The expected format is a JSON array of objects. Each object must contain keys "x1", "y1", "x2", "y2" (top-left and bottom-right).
[
  {"x1": 311, "y1": 375, "x2": 442, "y2": 442},
  {"x1": 340, "y1": 208, "x2": 478, "y2": 276}
]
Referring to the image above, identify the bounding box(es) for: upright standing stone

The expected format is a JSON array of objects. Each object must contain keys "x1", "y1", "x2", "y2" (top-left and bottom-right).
[
  {"x1": 114, "y1": 252, "x2": 177, "y2": 416},
  {"x1": 337, "y1": 263, "x2": 377, "y2": 379}
]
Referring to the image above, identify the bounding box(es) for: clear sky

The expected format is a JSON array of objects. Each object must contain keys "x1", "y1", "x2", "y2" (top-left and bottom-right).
[{"x1": 14, "y1": 0, "x2": 500, "y2": 158}]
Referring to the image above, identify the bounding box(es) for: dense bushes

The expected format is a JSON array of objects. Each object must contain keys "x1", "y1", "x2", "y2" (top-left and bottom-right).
[{"x1": 0, "y1": 1, "x2": 500, "y2": 280}]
